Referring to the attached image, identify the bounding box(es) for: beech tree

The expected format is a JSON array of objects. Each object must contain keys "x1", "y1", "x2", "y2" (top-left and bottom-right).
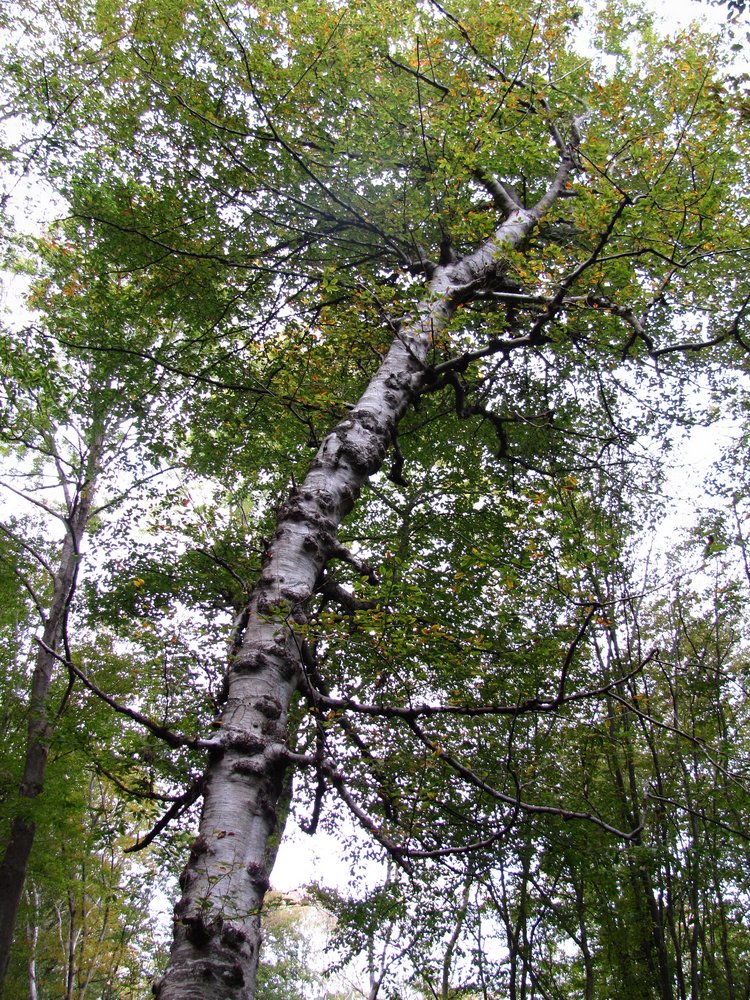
[
  {"x1": 0, "y1": 324, "x2": 110, "y2": 985},
  {"x1": 0, "y1": 258, "x2": 204, "y2": 987},
  {"x1": 4, "y1": 0, "x2": 750, "y2": 997}
]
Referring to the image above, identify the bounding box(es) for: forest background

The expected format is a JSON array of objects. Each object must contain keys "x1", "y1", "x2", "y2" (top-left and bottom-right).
[{"x1": 2, "y1": 0, "x2": 750, "y2": 997}]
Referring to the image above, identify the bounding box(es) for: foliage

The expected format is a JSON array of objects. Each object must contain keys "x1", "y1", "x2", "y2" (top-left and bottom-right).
[
  {"x1": 3, "y1": 774, "x2": 168, "y2": 999},
  {"x1": 2, "y1": 0, "x2": 750, "y2": 996},
  {"x1": 255, "y1": 893, "x2": 332, "y2": 1000}
]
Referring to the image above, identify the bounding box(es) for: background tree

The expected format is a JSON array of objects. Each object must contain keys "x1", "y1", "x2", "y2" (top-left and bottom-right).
[{"x1": 0, "y1": 237, "x2": 225, "y2": 988}]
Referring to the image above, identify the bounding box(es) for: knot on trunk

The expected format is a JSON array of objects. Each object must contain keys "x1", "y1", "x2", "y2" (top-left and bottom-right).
[
  {"x1": 223, "y1": 731, "x2": 266, "y2": 755},
  {"x1": 255, "y1": 695, "x2": 282, "y2": 719},
  {"x1": 247, "y1": 861, "x2": 271, "y2": 892},
  {"x1": 220, "y1": 922, "x2": 248, "y2": 949}
]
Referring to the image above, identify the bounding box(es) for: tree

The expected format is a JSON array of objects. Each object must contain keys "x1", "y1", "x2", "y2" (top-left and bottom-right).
[
  {"x1": 0, "y1": 240, "x2": 205, "y2": 988},
  {"x1": 255, "y1": 892, "x2": 334, "y2": 1000},
  {"x1": 3, "y1": 0, "x2": 750, "y2": 997},
  {"x1": 0, "y1": 322, "x2": 109, "y2": 986},
  {"x1": 4, "y1": 772, "x2": 167, "y2": 1000}
]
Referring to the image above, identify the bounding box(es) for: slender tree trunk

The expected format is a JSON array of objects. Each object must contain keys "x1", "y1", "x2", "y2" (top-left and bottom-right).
[
  {"x1": 0, "y1": 427, "x2": 106, "y2": 995},
  {"x1": 574, "y1": 879, "x2": 594, "y2": 1000},
  {"x1": 441, "y1": 874, "x2": 472, "y2": 1000},
  {"x1": 26, "y1": 886, "x2": 40, "y2": 1000},
  {"x1": 496, "y1": 863, "x2": 519, "y2": 1000},
  {"x1": 65, "y1": 891, "x2": 78, "y2": 1000},
  {"x1": 156, "y1": 163, "x2": 575, "y2": 998}
]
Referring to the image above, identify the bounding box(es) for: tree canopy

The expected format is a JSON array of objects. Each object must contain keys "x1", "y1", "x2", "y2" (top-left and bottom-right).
[{"x1": 2, "y1": 0, "x2": 750, "y2": 997}]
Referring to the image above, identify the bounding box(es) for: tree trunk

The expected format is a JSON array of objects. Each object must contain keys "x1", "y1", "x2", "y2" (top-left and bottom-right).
[
  {"x1": 156, "y1": 180, "x2": 574, "y2": 999},
  {"x1": 574, "y1": 878, "x2": 594, "y2": 1000},
  {"x1": 441, "y1": 874, "x2": 472, "y2": 1000},
  {"x1": 26, "y1": 886, "x2": 40, "y2": 1000},
  {"x1": 0, "y1": 426, "x2": 106, "y2": 996}
]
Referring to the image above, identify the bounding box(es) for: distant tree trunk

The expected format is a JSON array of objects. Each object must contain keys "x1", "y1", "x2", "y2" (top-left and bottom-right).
[
  {"x1": 26, "y1": 886, "x2": 40, "y2": 1000},
  {"x1": 64, "y1": 892, "x2": 79, "y2": 1000},
  {"x1": 441, "y1": 875, "x2": 472, "y2": 1000},
  {"x1": 574, "y1": 879, "x2": 594, "y2": 1000},
  {"x1": 0, "y1": 426, "x2": 105, "y2": 996},
  {"x1": 156, "y1": 177, "x2": 575, "y2": 999}
]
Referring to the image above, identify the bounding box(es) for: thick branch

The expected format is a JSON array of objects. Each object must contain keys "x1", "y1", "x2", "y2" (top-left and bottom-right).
[
  {"x1": 473, "y1": 169, "x2": 521, "y2": 215},
  {"x1": 312, "y1": 654, "x2": 655, "y2": 720},
  {"x1": 35, "y1": 639, "x2": 209, "y2": 752},
  {"x1": 124, "y1": 778, "x2": 205, "y2": 854}
]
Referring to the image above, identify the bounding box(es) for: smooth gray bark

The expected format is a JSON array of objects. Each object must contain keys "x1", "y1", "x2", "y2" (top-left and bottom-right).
[{"x1": 156, "y1": 148, "x2": 575, "y2": 999}]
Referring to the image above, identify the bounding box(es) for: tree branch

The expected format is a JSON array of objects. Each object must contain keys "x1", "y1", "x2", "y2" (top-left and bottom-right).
[
  {"x1": 473, "y1": 169, "x2": 522, "y2": 215},
  {"x1": 34, "y1": 638, "x2": 211, "y2": 751},
  {"x1": 313, "y1": 654, "x2": 656, "y2": 720},
  {"x1": 124, "y1": 777, "x2": 205, "y2": 853},
  {"x1": 385, "y1": 52, "x2": 449, "y2": 96},
  {"x1": 406, "y1": 717, "x2": 641, "y2": 840}
]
